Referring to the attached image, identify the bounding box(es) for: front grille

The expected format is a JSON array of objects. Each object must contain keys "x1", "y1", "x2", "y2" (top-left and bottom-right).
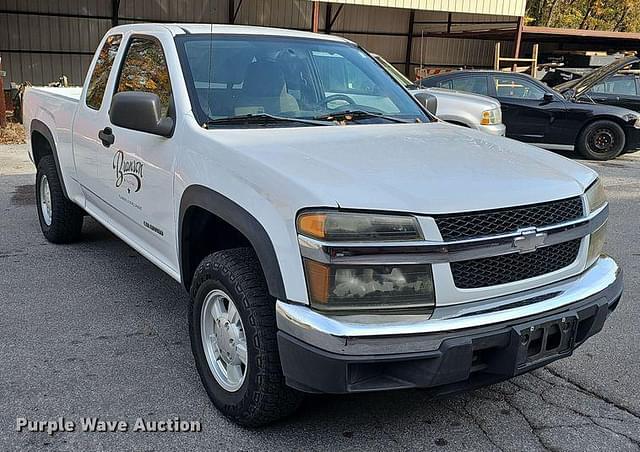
[
  {"x1": 451, "y1": 239, "x2": 582, "y2": 289},
  {"x1": 435, "y1": 197, "x2": 584, "y2": 241}
]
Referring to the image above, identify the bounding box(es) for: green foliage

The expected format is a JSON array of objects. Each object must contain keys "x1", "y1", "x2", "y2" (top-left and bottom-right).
[{"x1": 526, "y1": 0, "x2": 640, "y2": 32}]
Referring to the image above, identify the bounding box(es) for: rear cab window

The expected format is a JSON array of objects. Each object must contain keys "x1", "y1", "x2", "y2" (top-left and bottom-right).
[{"x1": 85, "y1": 34, "x2": 122, "y2": 110}]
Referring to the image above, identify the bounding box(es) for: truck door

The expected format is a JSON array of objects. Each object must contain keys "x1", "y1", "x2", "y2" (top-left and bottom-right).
[
  {"x1": 93, "y1": 34, "x2": 178, "y2": 270},
  {"x1": 73, "y1": 34, "x2": 123, "y2": 193}
]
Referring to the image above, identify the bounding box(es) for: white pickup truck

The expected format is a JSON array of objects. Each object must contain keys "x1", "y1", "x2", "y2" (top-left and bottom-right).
[{"x1": 23, "y1": 24, "x2": 622, "y2": 427}]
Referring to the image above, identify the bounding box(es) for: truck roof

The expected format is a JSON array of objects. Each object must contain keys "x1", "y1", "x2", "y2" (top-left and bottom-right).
[{"x1": 109, "y1": 23, "x2": 352, "y2": 44}]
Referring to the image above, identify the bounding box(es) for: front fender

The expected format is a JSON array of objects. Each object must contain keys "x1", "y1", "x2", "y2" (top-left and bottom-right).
[{"x1": 178, "y1": 185, "x2": 287, "y2": 300}]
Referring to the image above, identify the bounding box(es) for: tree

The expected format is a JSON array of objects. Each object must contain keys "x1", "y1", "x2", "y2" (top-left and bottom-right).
[{"x1": 526, "y1": 0, "x2": 640, "y2": 32}]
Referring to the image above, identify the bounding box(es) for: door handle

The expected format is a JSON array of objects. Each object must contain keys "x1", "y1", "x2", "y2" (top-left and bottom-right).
[{"x1": 98, "y1": 127, "x2": 115, "y2": 147}]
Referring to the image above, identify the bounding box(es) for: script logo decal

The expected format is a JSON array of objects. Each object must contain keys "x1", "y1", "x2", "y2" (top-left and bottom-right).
[{"x1": 113, "y1": 150, "x2": 144, "y2": 193}]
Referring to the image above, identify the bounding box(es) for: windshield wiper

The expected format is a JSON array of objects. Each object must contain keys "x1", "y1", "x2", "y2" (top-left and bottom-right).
[
  {"x1": 204, "y1": 113, "x2": 332, "y2": 128},
  {"x1": 312, "y1": 109, "x2": 410, "y2": 124}
]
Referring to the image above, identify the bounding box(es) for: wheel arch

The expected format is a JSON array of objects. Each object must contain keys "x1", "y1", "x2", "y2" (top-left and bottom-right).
[
  {"x1": 30, "y1": 119, "x2": 70, "y2": 199},
  {"x1": 178, "y1": 185, "x2": 286, "y2": 300}
]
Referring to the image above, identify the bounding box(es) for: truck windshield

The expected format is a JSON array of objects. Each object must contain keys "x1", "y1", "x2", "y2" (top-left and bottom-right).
[{"x1": 175, "y1": 34, "x2": 430, "y2": 127}]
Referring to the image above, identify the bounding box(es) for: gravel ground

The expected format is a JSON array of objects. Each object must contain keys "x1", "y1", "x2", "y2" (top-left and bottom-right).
[{"x1": 1, "y1": 144, "x2": 639, "y2": 451}]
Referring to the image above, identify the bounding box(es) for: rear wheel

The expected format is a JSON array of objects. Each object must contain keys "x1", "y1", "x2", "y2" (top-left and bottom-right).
[
  {"x1": 189, "y1": 248, "x2": 303, "y2": 427},
  {"x1": 35, "y1": 155, "x2": 84, "y2": 243},
  {"x1": 577, "y1": 120, "x2": 625, "y2": 160}
]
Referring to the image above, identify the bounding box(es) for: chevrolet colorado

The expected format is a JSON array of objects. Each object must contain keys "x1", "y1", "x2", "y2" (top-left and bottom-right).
[{"x1": 23, "y1": 24, "x2": 622, "y2": 427}]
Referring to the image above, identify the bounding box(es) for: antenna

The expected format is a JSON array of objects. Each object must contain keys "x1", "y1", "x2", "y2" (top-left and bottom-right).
[{"x1": 205, "y1": 0, "x2": 214, "y2": 125}]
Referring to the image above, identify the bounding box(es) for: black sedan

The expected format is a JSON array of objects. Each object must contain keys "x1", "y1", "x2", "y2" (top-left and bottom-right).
[
  {"x1": 555, "y1": 56, "x2": 640, "y2": 113},
  {"x1": 420, "y1": 70, "x2": 640, "y2": 160}
]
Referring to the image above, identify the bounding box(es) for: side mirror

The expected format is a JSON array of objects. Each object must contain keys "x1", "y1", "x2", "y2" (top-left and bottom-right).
[
  {"x1": 110, "y1": 91, "x2": 174, "y2": 137},
  {"x1": 542, "y1": 92, "x2": 555, "y2": 103},
  {"x1": 414, "y1": 91, "x2": 438, "y2": 115}
]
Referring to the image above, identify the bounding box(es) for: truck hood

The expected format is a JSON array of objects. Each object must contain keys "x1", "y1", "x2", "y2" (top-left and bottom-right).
[
  {"x1": 217, "y1": 122, "x2": 596, "y2": 214},
  {"x1": 556, "y1": 56, "x2": 640, "y2": 98},
  {"x1": 415, "y1": 87, "x2": 501, "y2": 110}
]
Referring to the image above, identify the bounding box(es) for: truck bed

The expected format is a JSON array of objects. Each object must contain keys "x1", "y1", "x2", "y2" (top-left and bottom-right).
[{"x1": 22, "y1": 86, "x2": 83, "y2": 193}]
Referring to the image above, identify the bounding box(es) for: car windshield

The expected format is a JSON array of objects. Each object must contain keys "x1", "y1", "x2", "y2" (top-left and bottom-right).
[{"x1": 175, "y1": 34, "x2": 430, "y2": 127}]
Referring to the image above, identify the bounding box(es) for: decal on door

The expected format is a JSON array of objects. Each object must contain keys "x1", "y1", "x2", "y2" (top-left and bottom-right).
[{"x1": 113, "y1": 150, "x2": 144, "y2": 194}]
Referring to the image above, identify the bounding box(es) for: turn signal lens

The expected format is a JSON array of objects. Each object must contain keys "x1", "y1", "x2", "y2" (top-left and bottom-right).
[
  {"x1": 587, "y1": 223, "x2": 607, "y2": 267},
  {"x1": 304, "y1": 259, "x2": 330, "y2": 304},
  {"x1": 297, "y1": 211, "x2": 422, "y2": 242},
  {"x1": 480, "y1": 108, "x2": 501, "y2": 125},
  {"x1": 297, "y1": 213, "x2": 326, "y2": 239},
  {"x1": 303, "y1": 259, "x2": 435, "y2": 312},
  {"x1": 585, "y1": 179, "x2": 607, "y2": 213}
]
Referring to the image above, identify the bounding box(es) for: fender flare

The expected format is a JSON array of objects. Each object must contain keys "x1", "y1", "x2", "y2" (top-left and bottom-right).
[
  {"x1": 178, "y1": 185, "x2": 286, "y2": 300},
  {"x1": 30, "y1": 119, "x2": 70, "y2": 199}
]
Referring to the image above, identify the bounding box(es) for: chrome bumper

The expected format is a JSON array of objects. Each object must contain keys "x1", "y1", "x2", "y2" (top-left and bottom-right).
[
  {"x1": 478, "y1": 123, "x2": 506, "y2": 136},
  {"x1": 276, "y1": 256, "x2": 622, "y2": 355}
]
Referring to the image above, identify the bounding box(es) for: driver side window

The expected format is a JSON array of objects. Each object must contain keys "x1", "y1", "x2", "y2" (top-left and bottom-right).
[
  {"x1": 312, "y1": 51, "x2": 398, "y2": 112},
  {"x1": 494, "y1": 76, "x2": 546, "y2": 100},
  {"x1": 116, "y1": 36, "x2": 172, "y2": 117}
]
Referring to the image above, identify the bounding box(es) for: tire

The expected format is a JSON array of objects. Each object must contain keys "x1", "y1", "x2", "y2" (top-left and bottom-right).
[
  {"x1": 35, "y1": 155, "x2": 84, "y2": 243},
  {"x1": 189, "y1": 248, "x2": 303, "y2": 427},
  {"x1": 576, "y1": 120, "x2": 625, "y2": 160}
]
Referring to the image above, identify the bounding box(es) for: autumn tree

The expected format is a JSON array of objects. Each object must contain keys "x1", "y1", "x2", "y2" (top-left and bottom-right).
[{"x1": 526, "y1": 0, "x2": 640, "y2": 32}]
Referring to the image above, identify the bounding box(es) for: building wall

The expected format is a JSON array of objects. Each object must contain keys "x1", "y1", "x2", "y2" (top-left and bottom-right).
[{"x1": 0, "y1": 0, "x2": 517, "y2": 88}]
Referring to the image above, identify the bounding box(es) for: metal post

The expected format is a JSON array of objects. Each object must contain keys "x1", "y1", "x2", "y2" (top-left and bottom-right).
[
  {"x1": 111, "y1": 0, "x2": 120, "y2": 27},
  {"x1": 325, "y1": 3, "x2": 332, "y2": 33},
  {"x1": 312, "y1": 1, "x2": 320, "y2": 33},
  {"x1": 0, "y1": 56, "x2": 6, "y2": 128},
  {"x1": 513, "y1": 15, "x2": 524, "y2": 71},
  {"x1": 228, "y1": 0, "x2": 235, "y2": 24},
  {"x1": 405, "y1": 10, "x2": 415, "y2": 78}
]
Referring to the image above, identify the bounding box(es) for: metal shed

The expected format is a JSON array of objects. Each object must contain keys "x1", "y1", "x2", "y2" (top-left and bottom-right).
[{"x1": 0, "y1": 0, "x2": 524, "y2": 89}]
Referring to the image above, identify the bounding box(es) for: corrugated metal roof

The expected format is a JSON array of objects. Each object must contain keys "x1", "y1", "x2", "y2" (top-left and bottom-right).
[{"x1": 315, "y1": 0, "x2": 525, "y2": 17}]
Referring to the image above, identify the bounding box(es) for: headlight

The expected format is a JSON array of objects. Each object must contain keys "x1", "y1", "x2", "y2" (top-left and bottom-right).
[
  {"x1": 584, "y1": 179, "x2": 607, "y2": 213},
  {"x1": 624, "y1": 113, "x2": 640, "y2": 128},
  {"x1": 297, "y1": 211, "x2": 432, "y2": 311},
  {"x1": 587, "y1": 223, "x2": 607, "y2": 267},
  {"x1": 297, "y1": 211, "x2": 423, "y2": 242},
  {"x1": 303, "y1": 259, "x2": 435, "y2": 312},
  {"x1": 480, "y1": 108, "x2": 501, "y2": 125}
]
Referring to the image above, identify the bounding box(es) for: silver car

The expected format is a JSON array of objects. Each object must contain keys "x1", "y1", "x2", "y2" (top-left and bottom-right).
[{"x1": 374, "y1": 54, "x2": 506, "y2": 136}]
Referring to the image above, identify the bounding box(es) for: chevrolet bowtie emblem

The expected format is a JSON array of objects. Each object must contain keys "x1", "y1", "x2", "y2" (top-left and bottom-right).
[{"x1": 513, "y1": 227, "x2": 547, "y2": 254}]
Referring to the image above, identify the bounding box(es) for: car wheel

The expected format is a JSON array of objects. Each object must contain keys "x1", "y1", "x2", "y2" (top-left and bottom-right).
[
  {"x1": 189, "y1": 248, "x2": 303, "y2": 427},
  {"x1": 35, "y1": 155, "x2": 84, "y2": 243},
  {"x1": 577, "y1": 120, "x2": 625, "y2": 160}
]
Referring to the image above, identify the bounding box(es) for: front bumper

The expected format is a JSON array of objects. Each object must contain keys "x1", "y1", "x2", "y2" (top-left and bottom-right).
[
  {"x1": 478, "y1": 123, "x2": 506, "y2": 136},
  {"x1": 276, "y1": 256, "x2": 622, "y2": 394},
  {"x1": 624, "y1": 124, "x2": 640, "y2": 151}
]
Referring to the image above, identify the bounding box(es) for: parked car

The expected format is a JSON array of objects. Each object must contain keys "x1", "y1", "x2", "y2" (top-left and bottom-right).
[
  {"x1": 421, "y1": 70, "x2": 640, "y2": 160},
  {"x1": 24, "y1": 24, "x2": 621, "y2": 426},
  {"x1": 373, "y1": 54, "x2": 505, "y2": 136},
  {"x1": 555, "y1": 56, "x2": 640, "y2": 113}
]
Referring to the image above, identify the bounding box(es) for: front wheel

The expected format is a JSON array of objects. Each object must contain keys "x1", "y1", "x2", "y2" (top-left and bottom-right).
[
  {"x1": 577, "y1": 120, "x2": 625, "y2": 160},
  {"x1": 189, "y1": 248, "x2": 303, "y2": 427}
]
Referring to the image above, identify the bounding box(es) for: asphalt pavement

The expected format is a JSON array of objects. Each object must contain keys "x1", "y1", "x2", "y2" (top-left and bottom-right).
[{"x1": 1, "y1": 144, "x2": 639, "y2": 451}]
